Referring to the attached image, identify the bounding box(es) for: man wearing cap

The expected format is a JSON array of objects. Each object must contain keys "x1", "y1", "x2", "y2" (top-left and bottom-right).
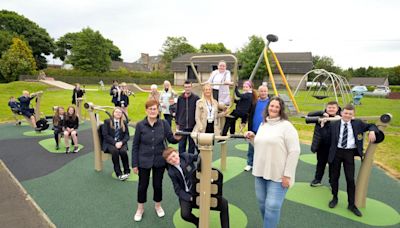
[{"x1": 328, "y1": 104, "x2": 379, "y2": 217}]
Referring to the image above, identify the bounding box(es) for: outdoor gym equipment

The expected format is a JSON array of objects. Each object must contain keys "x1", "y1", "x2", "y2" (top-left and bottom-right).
[
  {"x1": 355, "y1": 113, "x2": 391, "y2": 208},
  {"x1": 175, "y1": 131, "x2": 245, "y2": 228},
  {"x1": 304, "y1": 113, "x2": 392, "y2": 209},
  {"x1": 84, "y1": 102, "x2": 131, "y2": 171},
  {"x1": 294, "y1": 69, "x2": 352, "y2": 107},
  {"x1": 248, "y1": 34, "x2": 300, "y2": 113},
  {"x1": 11, "y1": 91, "x2": 47, "y2": 130}
]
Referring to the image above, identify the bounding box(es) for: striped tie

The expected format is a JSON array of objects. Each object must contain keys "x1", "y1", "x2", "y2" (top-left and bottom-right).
[{"x1": 341, "y1": 123, "x2": 348, "y2": 148}]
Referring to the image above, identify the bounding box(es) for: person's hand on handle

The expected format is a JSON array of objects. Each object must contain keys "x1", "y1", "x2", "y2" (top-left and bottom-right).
[{"x1": 368, "y1": 131, "x2": 376, "y2": 143}]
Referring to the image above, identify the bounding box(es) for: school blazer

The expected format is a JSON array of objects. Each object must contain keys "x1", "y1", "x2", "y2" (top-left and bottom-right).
[
  {"x1": 101, "y1": 119, "x2": 130, "y2": 152},
  {"x1": 328, "y1": 119, "x2": 379, "y2": 163},
  {"x1": 167, "y1": 153, "x2": 198, "y2": 202}
]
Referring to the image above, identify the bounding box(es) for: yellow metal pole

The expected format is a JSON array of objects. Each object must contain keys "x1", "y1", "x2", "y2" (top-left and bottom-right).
[
  {"x1": 269, "y1": 50, "x2": 300, "y2": 113},
  {"x1": 263, "y1": 47, "x2": 278, "y2": 96},
  {"x1": 35, "y1": 91, "x2": 43, "y2": 121}
]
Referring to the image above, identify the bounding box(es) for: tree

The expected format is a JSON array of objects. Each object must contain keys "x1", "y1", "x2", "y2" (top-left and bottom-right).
[
  {"x1": 65, "y1": 28, "x2": 111, "y2": 72},
  {"x1": 0, "y1": 10, "x2": 54, "y2": 69},
  {"x1": 161, "y1": 36, "x2": 197, "y2": 69},
  {"x1": 199, "y1": 42, "x2": 231, "y2": 53},
  {"x1": 236, "y1": 35, "x2": 266, "y2": 79},
  {"x1": 54, "y1": 32, "x2": 122, "y2": 62},
  {"x1": 106, "y1": 39, "x2": 122, "y2": 61},
  {"x1": 0, "y1": 37, "x2": 36, "y2": 82},
  {"x1": 312, "y1": 55, "x2": 343, "y2": 75}
]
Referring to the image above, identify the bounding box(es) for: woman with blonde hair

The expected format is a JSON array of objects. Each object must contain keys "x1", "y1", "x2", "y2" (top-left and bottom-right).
[
  {"x1": 160, "y1": 80, "x2": 176, "y2": 126},
  {"x1": 101, "y1": 107, "x2": 130, "y2": 181},
  {"x1": 192, "y1": 83, "x2": 226, "y2": 136},
  {"x1": 119, "y1": 82, "x2": 131, "y2": 115}
]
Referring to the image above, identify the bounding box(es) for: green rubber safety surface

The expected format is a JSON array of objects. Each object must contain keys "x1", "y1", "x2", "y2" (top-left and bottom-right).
[
  {"x1": 173, "y1": 203, "x2": 247, "y2": 228},
  {"x1": 286, "y1": 182, "x2": 400, "y2": 226},
  {"x1": 234, "y1": 143, "x2": 248, "y2": 152},
  {"x1": 299, "y1": 153, "x2": 317, "y2": 165},
  {"x1": 212, "y1": 157, "x2": 247, "y2": 182},
  {"x1": 38, "y1": 138, "x2": 84, "y2": 153},
  {"x1": 23, "y1": 129, "x2": 53, "y2": 137}
]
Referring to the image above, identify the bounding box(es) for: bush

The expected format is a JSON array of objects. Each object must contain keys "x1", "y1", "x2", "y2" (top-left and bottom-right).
[
  {"x1": 20, "y1": 68, "x2": 174, "y2": 84},
  {"x1": 390, "y1": 85, "x2": 400, "y2": 92},
  {"x1": 367, "y1": 86, "x2": 375, "y2": 92}
]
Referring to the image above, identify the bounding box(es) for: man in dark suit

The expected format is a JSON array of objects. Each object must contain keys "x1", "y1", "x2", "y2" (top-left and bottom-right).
[
  {"x1": 101, "y1": 108, "x2": 130, "y2": 181},
  {"x1": 163, "y1": 147, "x2": 230, "y2": 228},
  {"x1": 328, "y1": 104, "x2": 378, "y2": 217}
]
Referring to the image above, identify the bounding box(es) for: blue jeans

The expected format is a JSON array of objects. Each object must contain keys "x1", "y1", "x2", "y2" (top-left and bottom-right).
[
  {"x1": 255, "y1": 177, "x2": 288, "y2": 228},
  {"x1": 178, "y1": 128, "x2": 195, "y2": 154},
  {"x1": 247, "y1": 143, "x2": 254, "y2": 166}
]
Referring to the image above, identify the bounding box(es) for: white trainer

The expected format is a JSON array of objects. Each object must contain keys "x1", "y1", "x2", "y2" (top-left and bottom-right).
[
  {"x1": 134, "y1": 210, "x2": 144, "y2": 221},
  {"x1": 244, "y1": 165, "x2": 252, "y2": 171},
  {"x1": 155, "y1": 206, "x2": 165, "y2": 218}
]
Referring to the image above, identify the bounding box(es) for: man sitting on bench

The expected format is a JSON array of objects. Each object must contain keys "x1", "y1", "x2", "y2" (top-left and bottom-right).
[{"x1": 163, "y1": 147, "x2": 230, "y2": 228}]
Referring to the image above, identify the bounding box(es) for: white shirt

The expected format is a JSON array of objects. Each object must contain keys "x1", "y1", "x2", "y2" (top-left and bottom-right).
[
  {"x1": 338, "y1": 120, "x2": 356, "y2": 149},
  {"x1": 174, "y1": 164, "x2": 189, "y2": 192},
  {"x1": 208, "y1": 70, "x2": 231, "y2": 90}
]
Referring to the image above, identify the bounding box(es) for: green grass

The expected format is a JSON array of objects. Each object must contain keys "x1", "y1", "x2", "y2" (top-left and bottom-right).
[{"x1": 1, "y1": 81, "x2": 399, "y2": 176}]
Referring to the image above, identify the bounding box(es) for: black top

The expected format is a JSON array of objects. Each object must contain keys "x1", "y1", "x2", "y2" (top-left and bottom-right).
[
  {"x1": 18, "y1": 96, "x2": 34, "y2": 111},
  {"x1": 72, "y1": 88, "x2": 85, "y2": 104},
  {"x1": 175, "y1": 93, "x2": 199, "y2": 129},
  {"x1": 167, "y1": 153, "x2": 198, "y2": 202},
  {"x1": 63, "y1": 116, "x2": 79, "y2": 129},
  {"x1": 234, "y1": 87, "x2": 253, "y2": 115},
  {"x1": 120, "y1": 93, "x2": 129, "y2": 107},
  {"x1": 101, "y1": 119, "x2": 130, "y2": 152},
  {"x1": 328, "y1": 119, "x2": 379, "y2": 163},
  {"x1": 307, "y1": 110, "x2": 340, "y2": 153},
  {"x1": 132, "y1": 118, "x2": 179, "y2": 169}
]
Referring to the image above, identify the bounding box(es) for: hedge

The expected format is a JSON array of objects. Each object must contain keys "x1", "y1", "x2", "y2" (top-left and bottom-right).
[{"x1": 19, "y1": 68, "x2": 174, "y2": 85}]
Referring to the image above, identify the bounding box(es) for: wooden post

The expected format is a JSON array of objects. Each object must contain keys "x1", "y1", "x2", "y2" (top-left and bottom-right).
[
  {"x1": 220, "y1": 142, "x2": 227, "y2": 171},
  {"x1": 87, "y1": 106, "x2": 103, "y2": 171},
  {"x1": 355, "y1": 114, "x2": 391, "y2": 208},
  {"x1": 34, "y1": 91, "x2": 43, "y2": 121},
  {"x1": 196, "y1": 133, "x2": 214, "y2": 228},
  {"x1": 76, "y1": 98, "x2": 83, "y2": 121}
]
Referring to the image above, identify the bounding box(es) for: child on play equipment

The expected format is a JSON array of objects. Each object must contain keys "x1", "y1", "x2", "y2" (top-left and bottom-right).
[
  {"x1": 52, "y1": 106, "x2": 66, "y2": 150},
  {"x1": 8, "y1": 96, "x2": 21, "y2": 113},
  {"x1": 18, "y1": 90, "x2": 40, "y2": 130},
  {"x1": 222, "y1": 80, "x2": 257, "y2": 136},
  {"x1": 63, "y1": 106, "x2": 79, "y2": 154},
  {"x1": 163, "y1": 147, "x2": 230, "y2": 228}
]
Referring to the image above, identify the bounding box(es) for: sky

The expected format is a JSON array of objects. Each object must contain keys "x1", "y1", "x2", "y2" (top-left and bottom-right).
[{"x1": 2, "y1": 0, "x2": 400, "y2": 69}]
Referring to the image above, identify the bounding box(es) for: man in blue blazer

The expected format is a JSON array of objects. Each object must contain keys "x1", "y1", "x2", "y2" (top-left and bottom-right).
[
  {"x1": 328, "y1": 104, "x2": 378, "y2": 217},
  {"x1": 163, "y1": 147, "x2": 230, "y2": 228}
]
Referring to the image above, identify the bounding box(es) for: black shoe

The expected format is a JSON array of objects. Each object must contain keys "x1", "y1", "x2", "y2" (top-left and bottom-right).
[
  {"x1": 310, "y1": 179, "x2": 322, "y2": 187},
  {"x1": 56, "y1": 145, "x2": 59, "y2": 150},
  {"x1": 65, "y1": 147, "x2": 70, "y2": 154},
  {"x1": 348, "y1": 205, "x2": 362, "y2": 217},
  {"x1": 329, "y1": 197, "x2": 338, "y2": 208}
]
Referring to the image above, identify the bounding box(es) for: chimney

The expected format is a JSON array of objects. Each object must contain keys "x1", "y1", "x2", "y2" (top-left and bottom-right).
[{"x1": 141, "y1": 53, "x2": 150, "y2": 69}]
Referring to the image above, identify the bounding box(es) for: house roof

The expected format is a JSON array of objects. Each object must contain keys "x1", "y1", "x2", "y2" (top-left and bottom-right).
[
  {"x1": 135, "y1": 55, "x2": 163, "y2": 65},
  {"x1": 171, "y1": 52, "x2": 313, "y2": 74},
  {"x1": 349, "y1": 77, "x2": 388, "y2": 86},
  {"x1": 110, "y1": 61, "x2": 150, "y2": 72}
]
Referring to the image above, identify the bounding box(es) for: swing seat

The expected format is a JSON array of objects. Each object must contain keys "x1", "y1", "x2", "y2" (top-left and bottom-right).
[{"x1": 313, "y1": 95, "x2": 329, "y2": 100}]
